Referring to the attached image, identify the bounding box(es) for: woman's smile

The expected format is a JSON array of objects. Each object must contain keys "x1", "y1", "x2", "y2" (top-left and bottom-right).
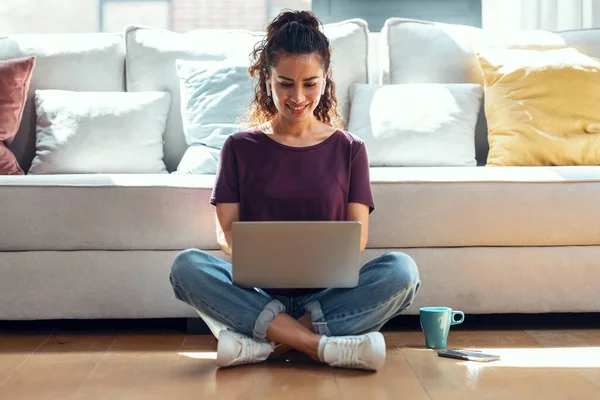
[{"x1": 286, "y1": 103, "x2": 309, "y2": 115}]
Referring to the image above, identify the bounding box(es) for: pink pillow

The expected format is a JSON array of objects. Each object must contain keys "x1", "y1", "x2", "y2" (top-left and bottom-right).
[
  {"x1": 0, "y1": 56, "x2": 35, "y2": 175},
  {"x1": 0, "y1": 144, "x2": 23, "y2": 175}
]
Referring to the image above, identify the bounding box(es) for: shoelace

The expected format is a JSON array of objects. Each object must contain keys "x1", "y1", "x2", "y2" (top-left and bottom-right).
[
  {"x1": 237, "y1": 336, "x2": 261, "y2": 362},
  {"x1": 330, "y1": 336, "x2": 365, "y2": 367}
]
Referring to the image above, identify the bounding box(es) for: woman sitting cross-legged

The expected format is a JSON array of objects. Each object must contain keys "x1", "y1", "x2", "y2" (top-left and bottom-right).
[{"x1": 170, "y1": 9, "x2": 421, "y2": 371}]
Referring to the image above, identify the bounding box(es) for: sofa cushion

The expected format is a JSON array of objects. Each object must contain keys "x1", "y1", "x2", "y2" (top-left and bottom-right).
[
  {"x1": 0, "y1": 57, "x2": 35, "y2": 144},
  {"x1": 0, "y1": 174, "x2": 216, "y2": 251},
  {"x1": 0, "y1": 33, "x2": 125, "y2": 172},
  {"x1": 478, "y1": 47, "x2": 600, "y2": 166},
  {"x1": 347, "y1": 83, "x2": 482, "y2": 167},
  {"x1": 379, "y1": 18, "x2": 600, "y2": 165},
  {"x1": 125, "y1": 19, "x2": 369, "y2": 171},
  {"x1": 368, "y1": 166, "x2": 600, "y2": 248},
  {"x1": 177, "y1": 58, "x2": 253, "y2": 150},
  {"x1": 0, "y1": 145, "x2": 22, "y2": 175},
  {"x1": 0, "y1": 56, "x2": 35, "y2": 175},
  {"x1": 174, "y1": 58, "x2": 253, "y2": 174},
  {"x1": 1, "y1": 167, "x2": 600, "y2": 251},
  {"x1": 174, "y1": 144, "x2": 221, "y2": 175},
  {"x1": 29, "y1": 90, "x2": 171, "y2": 174}
]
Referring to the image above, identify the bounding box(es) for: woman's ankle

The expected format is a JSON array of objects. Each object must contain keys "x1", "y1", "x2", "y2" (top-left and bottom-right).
[
  {"x1": 269, "y1": 343, "x2": 291, "y2": 359},
  {"x1": 268, "y1": 313, "x2": 317, "y2": 359},
  {"x1": 298, "y1": 332, "x2": 323, "y2": 362},
  {"x1": 265, "y1": 312, "x2": 325, "y2": 361}
]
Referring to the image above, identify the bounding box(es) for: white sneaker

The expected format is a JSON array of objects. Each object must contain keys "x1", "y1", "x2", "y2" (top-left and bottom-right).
[
  {"x1": 319, "y1": 332, "x2": 386, "y2": 371},
  {"x1": 216, "y1": 330, "x2": 275, "y2": 367}
]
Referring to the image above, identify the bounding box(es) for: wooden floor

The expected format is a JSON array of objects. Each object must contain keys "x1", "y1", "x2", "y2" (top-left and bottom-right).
[{"x1": 1, "y1": 328, "x2": 600, "y2": 399}]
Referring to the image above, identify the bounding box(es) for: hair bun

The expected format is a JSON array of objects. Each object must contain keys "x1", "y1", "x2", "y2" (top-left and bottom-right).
[
  {"x1": 290, "y1": 10, "x2": 320, "y2": 30},
  {"x1": 267, "y1": 10, "x2": 321, "y2": 38}
]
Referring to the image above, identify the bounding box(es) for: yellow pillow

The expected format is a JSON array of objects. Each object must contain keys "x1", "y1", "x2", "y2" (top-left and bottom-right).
[{"x1": 478, "y1": 47, "x2": 600, "y2": 166}]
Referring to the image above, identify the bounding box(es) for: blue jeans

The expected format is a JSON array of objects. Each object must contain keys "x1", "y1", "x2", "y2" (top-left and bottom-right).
[{"x1": 170, "y1": 249, "x2": 420, "y2": 342}]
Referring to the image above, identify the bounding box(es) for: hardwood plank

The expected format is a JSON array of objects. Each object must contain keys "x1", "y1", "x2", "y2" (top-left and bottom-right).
[
  {"x1": 0, "y1": 334, "x2": 51, "y2": 353},
  {"x1": 175, "y1": 334, "x2": 219, "y2": 372},
  {"x1": 0, "y1": 334, "x2": 50, "y2": 387},
  {"x1": 167, "y1": 362, "x2": 254, "y2": 400},
  {"x1": 23, "y1": 333, "x2": 116, "y2": 365},
  {"x1": 526, "y1": 329, "x2": 600, "y2": 347},
  {"x1": 74, "y1": 334, "x2": 186, "y2": 399},
  {"x1": 0, "y1": 362, "x2": 96, "y2": 400},
  {"x1": 334, "y1": 348, "x2": 430, "y2": 400},
  {"x1": 73, "y1": 363, "x2": 171, "y2": 400},
  {"x1": 107, "y1": 334, "x2": 186, "y2": 353},
  {"x1": 527, "y1": 329, "x2": 600, "y2": 389},
  {"x1": 251, "y1": 359, "x2": 339, "y2": 400},
  {"x1": 402, "y1": 330, "x2": 600, "y2": 400},
  {"x1": 166, "y1": 334, "x2": 252, "y2": 400},
  {"x1": 384, "y1": 329, "x2": 542, "y2": 349},
  {"x1": 180, "y1": 334, "x2": 218, "y2": 352},
  {"x1": 100, "y1": 334, "x2": 185, "y2": 365}
]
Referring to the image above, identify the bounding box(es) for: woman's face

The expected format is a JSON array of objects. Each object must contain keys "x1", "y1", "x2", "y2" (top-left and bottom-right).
[{"x1": 267, "y1": 53, "x2": 326, "y2": 124}]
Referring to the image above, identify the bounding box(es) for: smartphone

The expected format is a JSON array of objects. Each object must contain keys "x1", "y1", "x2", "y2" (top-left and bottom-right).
[{"x1": 438, "y1": 349, "x2": 500, "y2": 362}]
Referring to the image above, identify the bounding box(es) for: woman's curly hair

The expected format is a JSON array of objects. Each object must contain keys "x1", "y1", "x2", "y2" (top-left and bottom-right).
[{"x1": 243, "y1": 10, "x2": 343, "y2": 129}]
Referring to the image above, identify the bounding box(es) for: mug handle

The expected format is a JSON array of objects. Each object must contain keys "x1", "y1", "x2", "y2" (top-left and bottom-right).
[{"x1": 451, "y1": 311, "x2": 465, "y2": 325}]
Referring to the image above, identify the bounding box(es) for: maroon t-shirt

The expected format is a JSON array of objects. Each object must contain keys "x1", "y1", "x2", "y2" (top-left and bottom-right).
[{"x1": 210, "y1": 128, "x2": 375, "y2": 295}]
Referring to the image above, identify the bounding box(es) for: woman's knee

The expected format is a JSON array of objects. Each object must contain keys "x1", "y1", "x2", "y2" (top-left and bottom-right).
[
  {"x1": 170, "y1": 248, "x2": 210, "y2": 285},
  {"x1": 387, "y1": 252, "x2": 420, "y2": 288},
  {"x1": 372, "y1": 252, "x2": 421, "y2": 318},
  {"x1": 369, "y1": 251, "x2": 420, "y2": 295}
]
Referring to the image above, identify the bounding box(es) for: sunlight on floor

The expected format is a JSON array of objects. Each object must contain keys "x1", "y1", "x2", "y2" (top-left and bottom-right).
[
  {"x1": 460, "y1": 346, "x2": 600, "y2": 368},
  {"x1": 177, "y1": 346, "x2": 600, "y2": 367},
  {"x1": 179, "y1": 351, "x2": 218, "y2": 360}
]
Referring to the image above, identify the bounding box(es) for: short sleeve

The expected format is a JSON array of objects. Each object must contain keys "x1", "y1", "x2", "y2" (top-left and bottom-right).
[
  {"x1": 209, "y1": 135, "x2": 240, "y2": 205},
  {"x1": 348, "y1": 142, "x2": 375, "y2": 213}
]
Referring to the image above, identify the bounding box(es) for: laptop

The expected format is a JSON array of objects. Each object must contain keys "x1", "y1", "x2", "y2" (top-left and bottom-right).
[{"x1": 231, "y1": 221, "x2": 362, "y2": 289}]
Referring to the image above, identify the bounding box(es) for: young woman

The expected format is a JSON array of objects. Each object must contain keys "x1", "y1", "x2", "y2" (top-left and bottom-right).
[{"x1": 170, "y1": 10, "x2": 420, "y2": 371}]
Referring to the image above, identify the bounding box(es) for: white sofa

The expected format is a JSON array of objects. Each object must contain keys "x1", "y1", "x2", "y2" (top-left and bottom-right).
[{"x1": 1, "y1": 18, "x2": 600, "y2": 322}]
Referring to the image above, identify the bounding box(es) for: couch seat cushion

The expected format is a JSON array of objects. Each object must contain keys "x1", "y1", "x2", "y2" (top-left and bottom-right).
[
  {"x1": 1, "y1": 167, "x2": 599, "y2": 251},
  {"x1": 0, "y1": 174, "x2": 217, "y2": 251},
  {"x1": 369, "y1": 166, "x2": 600, "y2": 247}
]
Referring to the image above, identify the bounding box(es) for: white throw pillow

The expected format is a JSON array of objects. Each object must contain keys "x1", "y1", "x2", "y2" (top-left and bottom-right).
[
  {"x1": 174, "y1": 58, "x2": 253, "y2": 174},
  {"x1": 29, "y1": 90, "x2": 170, "y2": 174},
  {"x1": 175, "y1": 144, "x2": 221, "y2": 174},
  {"x1": 347, "y1": 83, "x2": 482, "y2": 167},
  {"x1": 177, "y1": 58, "x2": 253, "y2": 148}
]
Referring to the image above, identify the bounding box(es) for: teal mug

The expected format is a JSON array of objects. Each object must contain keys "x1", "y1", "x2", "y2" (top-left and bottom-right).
[{"x1": 420, "y1": 307, "x2": 465, "y2": 349}]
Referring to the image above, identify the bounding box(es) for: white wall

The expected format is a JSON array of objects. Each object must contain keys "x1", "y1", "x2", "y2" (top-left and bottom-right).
[
  {"x1": 0, "y1": 0, "x2": 169, "y2": 35},
  {"x1": 1, "y1": 0, "x2": 312, "y2": 36},
  {"x1": 103, "y1": 2, "x2": 170, "y2": 32},
  {"x1": 482, "y1": 0, "x2": 600, "y2": 31},
  {"x1": 1, "y1": 0, "x2": 97, "y2": 34}
]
